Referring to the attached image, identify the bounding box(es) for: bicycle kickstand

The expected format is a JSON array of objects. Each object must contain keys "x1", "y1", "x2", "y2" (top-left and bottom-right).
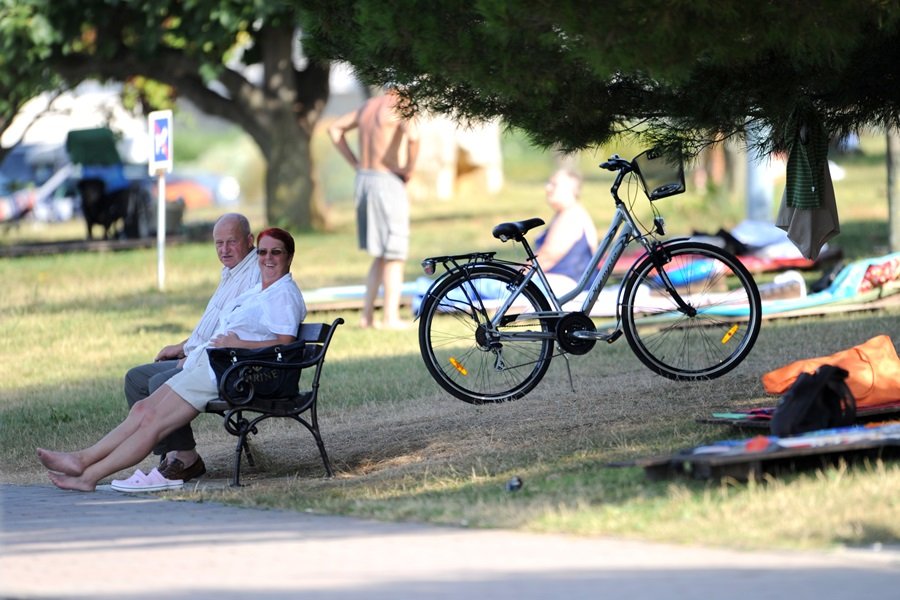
[{"x1": 560, "y1": 351, "x2": 576, "y2": 395}]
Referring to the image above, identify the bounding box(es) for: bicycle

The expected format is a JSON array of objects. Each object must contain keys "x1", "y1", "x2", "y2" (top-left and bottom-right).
[{"x1": 416, "y1": 149, "x2": 762, "y2": 404}]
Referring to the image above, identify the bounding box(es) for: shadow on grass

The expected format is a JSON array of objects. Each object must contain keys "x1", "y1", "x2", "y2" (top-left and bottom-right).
[{"x1": 7, "y1": 305, "x2": 900, "y2": 548}]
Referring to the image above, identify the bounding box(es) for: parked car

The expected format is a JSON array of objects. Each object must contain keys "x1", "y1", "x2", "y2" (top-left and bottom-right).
[
  {"x1": 0, "y1": 143, "x2": 69, "y2": 225},
  {"x1": 2, "y1": 133, "x2": 240, "y2": 232},
  {"x1": 0, "y1": 175, "x2": 36, "y2": 225},
  {"x1": 66, "y1": 128, "x2": 155, "y2": 240},
  {"x1": 166, "y1": 171, "x2": 241, "y2": 208}
]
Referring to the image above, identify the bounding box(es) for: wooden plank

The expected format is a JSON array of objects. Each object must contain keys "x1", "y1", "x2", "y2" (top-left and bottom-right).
[
  {"x1": 635, "y1": 437, "x2": 900, "y2": 482},
  {"x1": 0, "y1": 236, "x2": 185, "y2": 258},
  {"x1": 306, "y1": 296, "x2": 413, "y2": 313},
  {"x1": 761, "y1": 291, "x2": 900, "y2": 320}
]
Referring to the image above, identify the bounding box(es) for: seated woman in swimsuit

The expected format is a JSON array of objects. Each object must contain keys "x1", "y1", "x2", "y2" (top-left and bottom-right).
[
  {"x1": 533, "y1": 169, "x2": 598, "y2": 295},
  {"x1": 37, "y1": 227, "x2": 307, "y2": 491}
]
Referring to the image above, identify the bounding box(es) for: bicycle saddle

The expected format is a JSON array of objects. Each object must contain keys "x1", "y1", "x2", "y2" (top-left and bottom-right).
[{"x1": 492, "y1": 218, "x2": 545, "y2": 242}]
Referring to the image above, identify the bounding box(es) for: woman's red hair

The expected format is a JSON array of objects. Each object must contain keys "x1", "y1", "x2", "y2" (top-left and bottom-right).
[{"x1": 257, "y1": 228, "x2": 295, "y2": 256}]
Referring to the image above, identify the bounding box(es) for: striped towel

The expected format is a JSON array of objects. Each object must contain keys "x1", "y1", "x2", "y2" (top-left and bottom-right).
[{"x1": 784, "y1": 110, "x2": 830, "y2": 209}]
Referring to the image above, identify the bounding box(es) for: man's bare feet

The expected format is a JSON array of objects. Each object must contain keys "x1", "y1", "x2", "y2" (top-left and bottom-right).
[
  {"x1": 378, "y1": 319, "x2": 411, "y2": 330},
  {"x1": 47, "y1": 471, "x2": 96, "y2": 492},
  {"x1": 359, "y1": 318, "x2": 411, "y2": 330},
  {"x1": 36, "y1": 448, "x2": 84, "y2": 476}
]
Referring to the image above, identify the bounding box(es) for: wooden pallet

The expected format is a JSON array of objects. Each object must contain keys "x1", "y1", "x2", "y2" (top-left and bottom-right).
[
  {"x1": 629, "y1": 424, "x2": 900, "y2": 481},
  {"x1": 635, "y1": 438, "x2": 900, "y2": 481}
]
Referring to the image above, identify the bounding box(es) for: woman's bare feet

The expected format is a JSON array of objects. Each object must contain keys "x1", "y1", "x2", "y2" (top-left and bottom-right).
[
  {"x1": 36, "y1": 448, "x2": 84, "y2": 476},
  {"x1": 47, "y1": 471, "x2": 96, "y2": 492}
]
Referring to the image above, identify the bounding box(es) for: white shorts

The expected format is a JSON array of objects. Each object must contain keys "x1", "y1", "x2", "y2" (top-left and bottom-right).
[
  {"x1": 355, "y1": 170, "x2": 409, "y2": 260},
  {"x1": 165, "y1": 352, "x2": 218, "y2": 411}
]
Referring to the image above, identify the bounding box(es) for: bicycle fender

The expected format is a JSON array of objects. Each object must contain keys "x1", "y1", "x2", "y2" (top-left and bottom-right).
[
  {"x1": 418, "y1": 262, "x2": 526, "y2": 315},
  {"x1": 416, "y1": 273, "x2": 454, "y2": 321}
]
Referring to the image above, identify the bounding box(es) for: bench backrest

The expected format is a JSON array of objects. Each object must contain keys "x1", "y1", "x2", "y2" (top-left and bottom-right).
[{"x1": 297, "y1": 321, "x2": 332, "y2": 345}]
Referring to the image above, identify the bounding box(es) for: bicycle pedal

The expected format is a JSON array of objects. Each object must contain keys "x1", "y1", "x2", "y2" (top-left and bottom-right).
[{"x1": 605, "y1": 330, "x2": 623, "y2": 344}]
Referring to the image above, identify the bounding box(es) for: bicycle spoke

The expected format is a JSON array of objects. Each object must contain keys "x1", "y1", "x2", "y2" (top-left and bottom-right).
[{"x1": 622, "y1": 243, "x2": 761, "y2": 380}]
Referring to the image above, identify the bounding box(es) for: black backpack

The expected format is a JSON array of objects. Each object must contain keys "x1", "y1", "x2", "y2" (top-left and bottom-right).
[{"x1": 770, "y1": 365, "x2": 856, "y2": 437}]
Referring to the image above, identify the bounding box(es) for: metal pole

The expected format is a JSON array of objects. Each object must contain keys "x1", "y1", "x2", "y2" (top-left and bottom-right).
[
  {"x1": 887, "y1": 128, "x2": 900, "y2": 252},
  {"x1": 156, "y1": 171, "x2": 166, "y2": 291}
]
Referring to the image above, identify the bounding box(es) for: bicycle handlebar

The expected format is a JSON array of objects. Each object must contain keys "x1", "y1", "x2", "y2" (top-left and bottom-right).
[{"x1": 599, "y1": 155, "x2": 632, "y2": 172}]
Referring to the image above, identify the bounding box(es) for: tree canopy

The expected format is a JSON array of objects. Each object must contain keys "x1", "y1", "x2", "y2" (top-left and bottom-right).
[
  {"x1": 299, "y1": 0, "x2": 900, "y2": 157},
  {"x1": 1, "y1": 0, "x2": 330, "y2": 229}
]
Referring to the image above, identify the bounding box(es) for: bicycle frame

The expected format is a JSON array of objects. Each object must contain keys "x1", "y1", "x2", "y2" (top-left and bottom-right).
[
  {"x1": 471, "y1": 207, "x2": 637, "y2": 336},
  {"x1": 422, "y1": 164, "x2": 676, "y2": 334},
  {"x1": 530, "y1": 203, "x2": 643, "y2": 311}
]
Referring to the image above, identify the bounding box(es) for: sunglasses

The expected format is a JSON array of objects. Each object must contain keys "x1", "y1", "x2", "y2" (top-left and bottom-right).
[{"x1": 257, "y1": 248, "x2": 287, "y2": 257}]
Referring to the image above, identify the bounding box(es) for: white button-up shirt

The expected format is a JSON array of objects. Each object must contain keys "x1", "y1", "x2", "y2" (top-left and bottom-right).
[
  {"x1": 182, "y1": 248, "x2": 261, "y2": 359},
  {"x1": 182, "y1": 272, "x2": 306, "y2": 377}
]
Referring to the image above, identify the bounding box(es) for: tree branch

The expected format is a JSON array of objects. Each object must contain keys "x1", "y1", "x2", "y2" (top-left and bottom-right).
[{"x1": 52, "y1": 50, "x2": 272, "y2": 149}]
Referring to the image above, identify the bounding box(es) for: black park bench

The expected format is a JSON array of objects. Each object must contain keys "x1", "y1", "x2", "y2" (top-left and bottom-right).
[{"x1": 205, "y1": 318, "x2": 344, "y2": 486}]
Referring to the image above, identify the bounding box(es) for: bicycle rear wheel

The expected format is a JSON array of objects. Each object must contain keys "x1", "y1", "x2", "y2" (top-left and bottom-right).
[
  {"x1": 418, "y1": 264, "x2": 554, "y2": 403},
  {"x1": 621, "y1": 241, "x2": 761, "y2": 380}
]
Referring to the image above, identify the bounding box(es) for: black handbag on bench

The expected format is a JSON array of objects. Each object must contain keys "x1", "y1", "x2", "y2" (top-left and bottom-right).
[{"x1": 207, "y1": 341, "x2": 310, "y2": 406}]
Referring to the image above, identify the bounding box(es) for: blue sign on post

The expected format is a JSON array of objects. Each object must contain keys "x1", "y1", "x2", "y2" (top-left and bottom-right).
[
  {"x1": 148, "y1": 110, "x2": 173, "y2": 174},
  {"x1": 147, "y1": 109, "x2": 173, "y2": 291}
]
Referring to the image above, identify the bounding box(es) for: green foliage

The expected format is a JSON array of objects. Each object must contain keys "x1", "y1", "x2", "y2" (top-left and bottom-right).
[
  {"x1": 0, "y1": 0, "x2": 260, "y2": 138},
  {"x1": 121, "y1": 77, "x2": 175, "y2": 114},
  {"x1": 299, "y1": 1, "x2": 900, "y2": 157}
]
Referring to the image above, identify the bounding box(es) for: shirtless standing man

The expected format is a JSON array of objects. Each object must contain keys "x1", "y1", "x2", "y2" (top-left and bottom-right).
[{"x1": 329, "y1": 86, "x2": 420, "y2": 329}]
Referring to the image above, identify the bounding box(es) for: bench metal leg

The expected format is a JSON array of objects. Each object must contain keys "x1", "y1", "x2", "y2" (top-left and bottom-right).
[
  {"x1": 226, "y1": 412, "x2": 257, "y2": 487},
  {"x1": 231, "y1": 435, "x2": 244, "y2": 487},
  {"x1": 310, "y1": 433, "x2": 333, "y2": 477},
  {"x1": 222, "y1": 406, "x2": 334, "y2": 484}
]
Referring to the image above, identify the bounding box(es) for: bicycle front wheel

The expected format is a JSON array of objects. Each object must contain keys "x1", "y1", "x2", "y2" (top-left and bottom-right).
[
  {"x1": 418, "y1": 264, "x2": 554, "y2": 404},
  {"x1": 621, "y1": 241, "x2": 761, "y2": 380}
]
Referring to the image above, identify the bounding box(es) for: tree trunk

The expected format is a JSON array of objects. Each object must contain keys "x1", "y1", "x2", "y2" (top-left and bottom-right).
[
  {"x1": 265, "y1": 116, "x2": 327, "y2": 230},
  {"x1": 888, "y1": 128, "x2": 900, "y2": 252},
  {"x1": 255, "y1": 30, "x2": 330, "y2": 231}
]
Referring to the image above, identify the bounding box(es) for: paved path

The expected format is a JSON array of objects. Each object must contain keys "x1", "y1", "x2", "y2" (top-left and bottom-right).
[{"x1": 2, "y1": 483, "x2": 899, "y2": 599}]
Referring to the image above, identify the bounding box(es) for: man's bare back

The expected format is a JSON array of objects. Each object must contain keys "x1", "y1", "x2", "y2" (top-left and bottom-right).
[
  {"x1": 328, "y1": 88, "x2": 420, "y2": 329},
  {"x1": 329, "y1": 89, "x2": 419, "y2": 182}
]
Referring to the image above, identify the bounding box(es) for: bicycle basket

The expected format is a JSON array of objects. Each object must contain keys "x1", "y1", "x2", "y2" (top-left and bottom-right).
[{"x1": 632, "y1": 149, "x2": 685, "y2": 201}]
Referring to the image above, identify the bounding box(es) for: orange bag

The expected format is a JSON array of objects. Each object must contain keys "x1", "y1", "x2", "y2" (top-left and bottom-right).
[{"x1": 761, "y1": 335, "x2": 900, "y2": 407}]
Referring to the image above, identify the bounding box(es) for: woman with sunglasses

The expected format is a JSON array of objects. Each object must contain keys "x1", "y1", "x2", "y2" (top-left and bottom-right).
[{"x1": 37, "y1": 228, "x2": 306, "y2": 491}]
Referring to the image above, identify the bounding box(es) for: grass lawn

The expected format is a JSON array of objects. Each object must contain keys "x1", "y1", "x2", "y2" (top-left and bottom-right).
[{"x1": 2, "y1": 130, "x2": 899, "y2": 551}]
